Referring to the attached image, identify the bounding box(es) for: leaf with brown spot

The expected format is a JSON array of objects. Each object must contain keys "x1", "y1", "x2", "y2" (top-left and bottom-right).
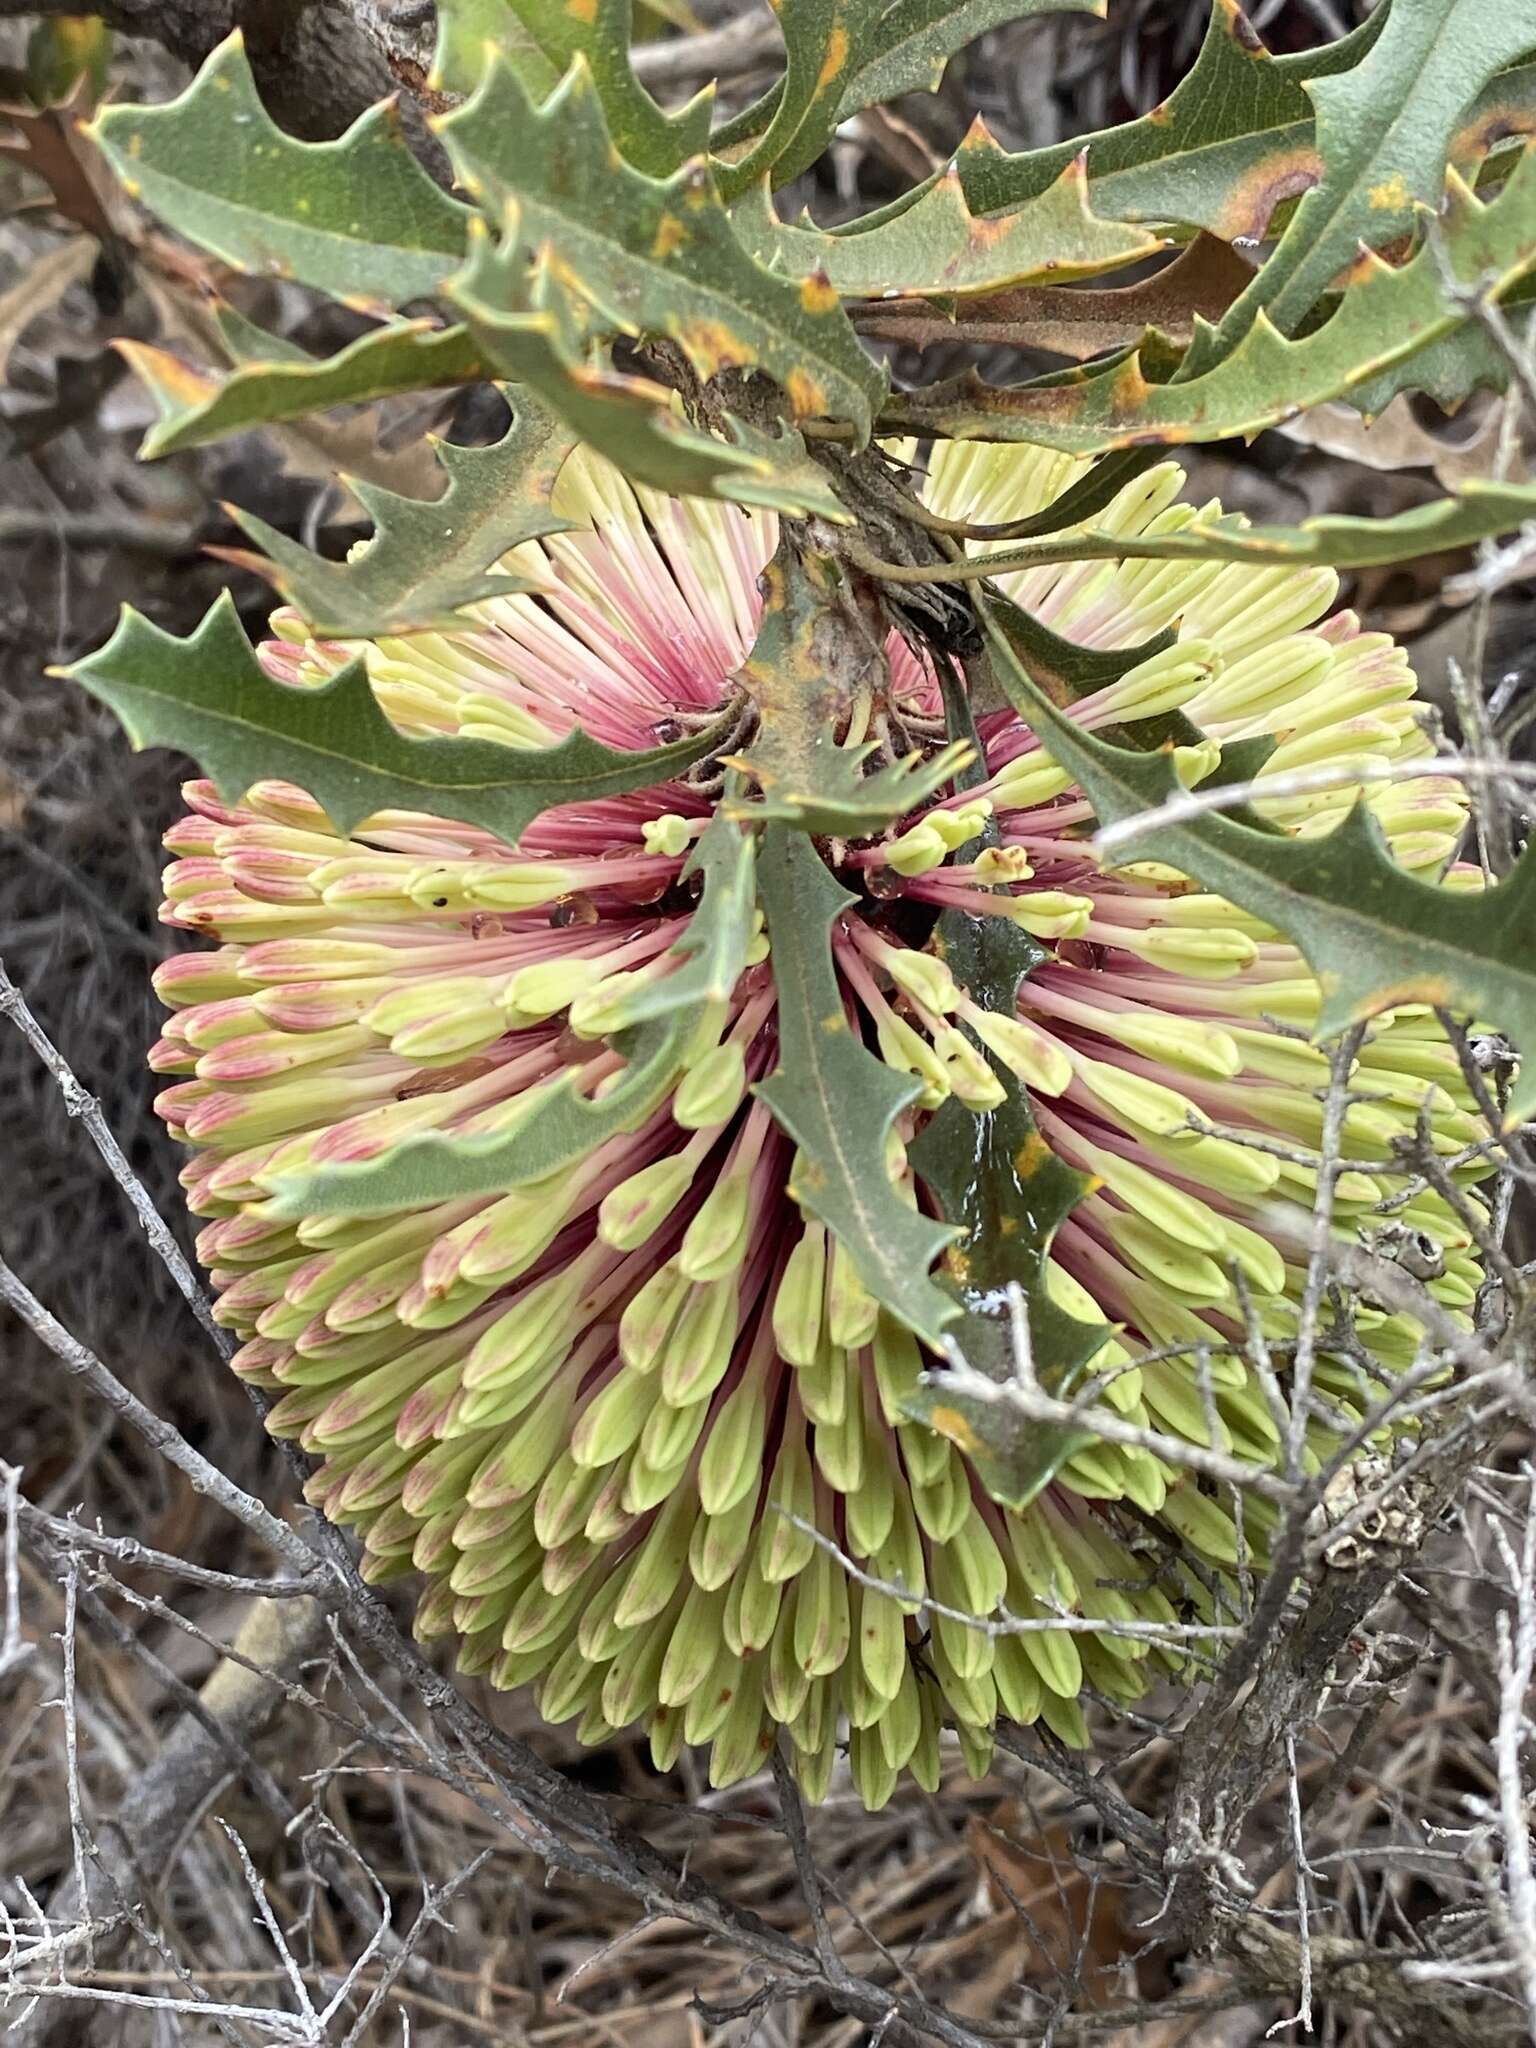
[
  {"x1": 883, "y1": 151, "x2": 1536, "y2": 455},
  {"x1": 852, "y1": 233, "x2": 1253, "y2": 356},
  {"x1": 734, "y1": 149, "x2": 1162, "y2": 301},
  {"x1": 438, "y1": 55, "x2": 884, "y2": 438},
  {"x1": 728, "y1": 543, "x2": 972, "y2": 830}
]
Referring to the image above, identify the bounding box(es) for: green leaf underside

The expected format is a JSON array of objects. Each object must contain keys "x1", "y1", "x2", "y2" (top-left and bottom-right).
[
  {"x1": 909, "y1": 846, "x2": 1105, "y2": 1508},
  {"x1": 268, "y1": 807, "x2": 758, "y2": 1216},
  {"x1": 489, "y1": 0, "x2": 713, "y2": 176},
  {"x1": 870, "y1": 477, "x2": 1536, "y2": 576},
  {"x1": 733, "y1": 154, "x2": 1161, "y2": 301},
  {"x1": 67, "y1": 591, "x2": 733, "y2": 844},
  {"x1": 729, "y1": 547, "x2": 973, "y2": 831},
  {"x1": 124, "y1": 322, "x2": 485, "y2": 461},
  {"x1": 89, "y1": 35, "x2": 471, "y2": 307},
  {"x1": 982, "y1": 593, "x2": 1536, "y2": 1124},
  {"x1": 832, "y1": 0, "x2": 1098, "y2": 126},
  {"x1": 450, "y1": 236, "x2": 851, "y2": 516},
  {"x1": 225, "y1": 393, "x2": 579, "y2": 638},
  {"x1": 433, "y1": 0, "x2": 563, "y2": 97},
  {"x1": 1345, "y1": 275, "x2": 1536, "y2": 416},
  {"x1": 438, "y1": 57, "x2": 885, "y2": 439},
  {"x1": 756, "y1": 826, "x2": 960, "y2": 1348},
  {"x1": 1216, "y1": 0, "x2": 1536, "y2": 345},
  {"x1": 880, "y1": 147, "x2": 1536, "y2": 455}
]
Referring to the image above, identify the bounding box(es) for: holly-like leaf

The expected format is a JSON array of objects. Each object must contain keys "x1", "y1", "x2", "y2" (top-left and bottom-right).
[
  {"x1": 1214, "y1": 0, "x2": 1536, "y2": 345},
  {"x1": 89, "y1": 34, "x2": 472, "y2": 310},
  {"x1": 756, "y1": 825, "x2": 960, "y2": 1348},
  {"x1": 449, "y1": 228, "x2": 852, "y2": 516},
  {"x1": 729, "y1": 545, "x2": 974, "y2": 832},
  {"x1": 267, "y1": 807, "x2": 756, "y2": 1216},
  {"x1": 217, "y1": 393, "x2": 579, "y2": 637},
  {"x1": 432, "y1": 0, "x2": 564, "y2": 98},
  {"x1": 462, "y1": 0, "x2": 712, "y2": 175},
  {"x1": 908, "y1": 1018, "x2": 1104, "y2": 1506},
  {"x1": 982, "y1": 592, "x2": 1536, "y2": 1123},
  {"x1": 859, "y1": 2, "x2": 1380, "y2": 251},
  {"x1": 882, "y1": 150, "x2": 1536, "y2": 454},
  {"x1": 66, "y1": 590, "x2": 733, "y2": 842},
  {"x1": 734, "y1": 151, "x2": 1162, "y2": 300},
  {"x1": 118, "y1": 322, "x2": 484, "y2": 461},
  {"x1": 437, "y1": 56, "x2": 885, "y2": 439}
]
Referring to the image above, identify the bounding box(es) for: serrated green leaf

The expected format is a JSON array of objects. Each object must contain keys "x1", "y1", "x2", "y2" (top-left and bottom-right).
[
  {"x1": 711, "y1": 0, "x2": 1095, "y2": 160},
  {"x1": 755, "y1": 825, "x2": 960, "y2": 1347},
  {"x1": 1346, "y1": 276, "x2": 1536, "y2": 416},
  {"x1": 119, "y1": 322, "x2": 484, "y2": 461},
  {"x1": 916, "y1": 477, "x2": 1536, "y2": 575},
  {"x1": 223, "y1": 393, "x2": 578, "y2": 637},
  {"x1": 67, "y1": 590, "x2": 733, "y2": 842},
  {"x1": 455, "y1": 0, "x2": 712, "y2": 173},
  {"x1": 728, "y1": 545, "x2": 974, "y2": 832},
  {"x1": 89, "y1": 34, "x2": 472, "y2": 310},
  {"x1": 266, "y1": 806, "x2": 757, "y2": 1216},
  {"x1": 432, "y1": 0, "x2": 565, "y2": 97},
  {"x1": 902, "y1": 684, "x2": 1104, "y2": 1508},
  {"x1": 881, "y1": 148, "x2": 1536, "y2": 454},
  {"x1": 834, "y1": 0, "x2": 1097, "y2": 121},
  {"x1": 437, "y1": 56, "x2": 885, "y2": 438},
  {"x1": 907, "y1": 1055, "x2": 1103, "y2": 1507},
  {"x1": 857, "y1": 3, "x2": 1381, "y2": 249},
  {"x1": 733, "y1": 151, "x2": 1161, "y2": 300},
  {"x1": 1215, "y1": 0, "x2": 1536, "y2": 345},
  {"x1": 712, "y1": 0, "x2": 862, "y2": 199},
  {"x1": 449, "y1": 229, "x2": 851, "y2": 516},
  {"x1": 981, "y1": 591, "x2": 1536, "y2": 1123}
]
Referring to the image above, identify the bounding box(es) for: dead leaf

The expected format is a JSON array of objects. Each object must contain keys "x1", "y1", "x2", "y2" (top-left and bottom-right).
[
  {"x1": 0, "y1": 234, "x2": 95, "y2": 382},
  {"x1": 962, "y1": 1811, "x2": 1136, "y2": 2012},
  {"x1": 1277, "y1": 392, "x2": 1522, "y2": 491},
  {"x1": 852, "y1": 234, "x2": 1255, "y2": 360}
]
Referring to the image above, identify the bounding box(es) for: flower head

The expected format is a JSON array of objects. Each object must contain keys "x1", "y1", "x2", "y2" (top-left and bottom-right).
[{"x1": 152, "y1": 443, "x2": 1485, "y2": 1806}]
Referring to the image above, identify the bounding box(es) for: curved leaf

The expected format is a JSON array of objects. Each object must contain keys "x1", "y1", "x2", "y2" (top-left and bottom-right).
[
  {"x1": 89, "y1": 34, "x2": 471, "y2": 309},
  {"x1": 437, "y1": 56, "x2": 885, "y2": 438},
  {"x1": 982, "y1": 592, "x2": 1536, "y2": 1124}
]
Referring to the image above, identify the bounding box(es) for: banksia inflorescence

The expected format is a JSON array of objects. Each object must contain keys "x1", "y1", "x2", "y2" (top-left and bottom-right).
[{"x1": 151, "y1": 442, "x2": 1484, "y2": 1806}]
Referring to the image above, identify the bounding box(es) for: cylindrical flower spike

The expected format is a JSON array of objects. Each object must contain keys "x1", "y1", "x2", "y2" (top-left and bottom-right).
[{"x1": 158, "y1": 441, "x2": 1487, "y2": 1805}]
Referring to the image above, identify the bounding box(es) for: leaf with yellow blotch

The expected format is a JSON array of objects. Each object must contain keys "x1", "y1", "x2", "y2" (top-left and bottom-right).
[
  {"x1": 118, "y1": 321, "x2": 485, "y2": 460},
  {"x1": 437, "y1": 55, "x2": 885, "y2": 439},
  {"x1": 881, "y1": 148, "x2": 1536, "y2": 455}
]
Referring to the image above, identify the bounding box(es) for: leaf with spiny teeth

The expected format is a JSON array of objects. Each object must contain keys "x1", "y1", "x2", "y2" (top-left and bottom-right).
[
  {"x1": 733, "y1": 150, "x2": 1160, "y2": 301},
  {"x1": 755, "y1": 824, "x2": 960, "y2": 1350},
  {"x1": 89, "y1": 34, "x2": 472, "y2": 308},
  {"x1": 67, "y1": 593, "x2": 735, "y2": 851},
  {"x1": 984, "y1": 590, "x2": 1536, "y2": 1125}
]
